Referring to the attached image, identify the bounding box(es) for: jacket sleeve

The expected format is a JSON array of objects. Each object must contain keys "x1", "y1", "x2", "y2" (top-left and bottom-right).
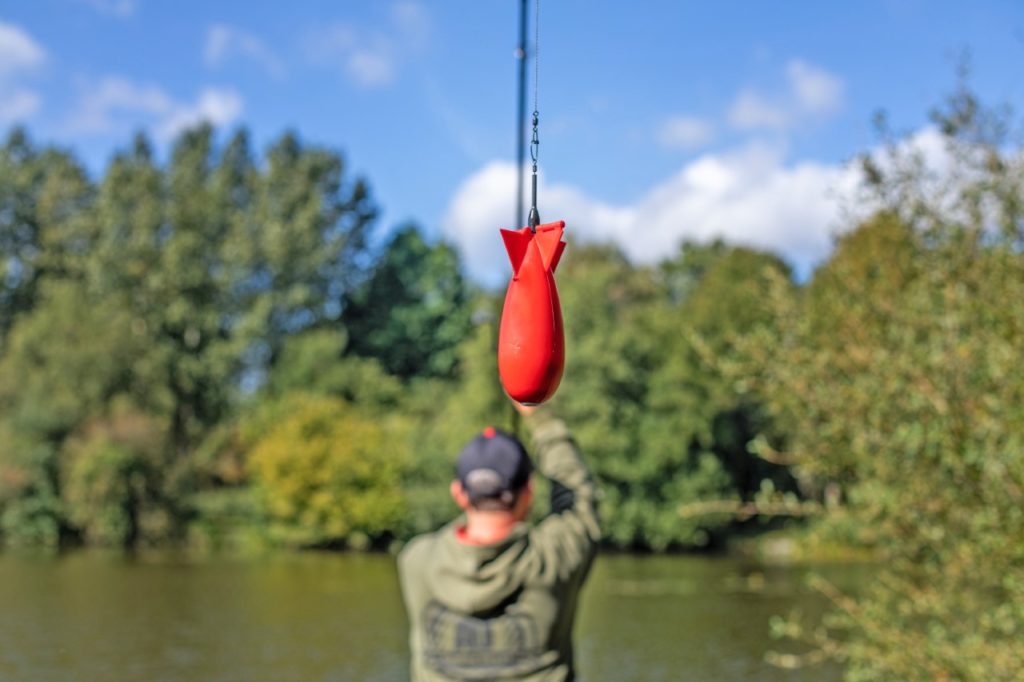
[{"x1": 527, "y1": 414, "x2": 601, "y2": 578}]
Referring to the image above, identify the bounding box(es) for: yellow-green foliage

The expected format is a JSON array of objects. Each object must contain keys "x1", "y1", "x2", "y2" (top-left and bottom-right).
[{"x1": 247, "y1": 394, "x2": 409, "y2": 547}]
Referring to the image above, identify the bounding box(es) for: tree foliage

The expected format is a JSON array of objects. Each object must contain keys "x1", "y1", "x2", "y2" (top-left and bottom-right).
[
  {"x1": 0, "y1": 125, "x2": 380, "y2": 547},
  {"x1": 2, "y1": 123, "x2": 796, "y2": 554},
  {"x1": 343, "y1": 225, "x2": 473, "y2": 380},
  {"x1": 536, "y1": 240, "x2": 795, "y2": 550},
  {"x1": 744, "y1": 84, "x2": 1024, "y2": 680},
  {"x1": 0, "y1": 129, "x2": 93, "y2": 343}
]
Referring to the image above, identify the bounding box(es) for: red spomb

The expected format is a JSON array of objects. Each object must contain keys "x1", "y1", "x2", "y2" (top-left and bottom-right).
[{"x1": 498, "y1": 220, "x2": 566, "y2": 405}]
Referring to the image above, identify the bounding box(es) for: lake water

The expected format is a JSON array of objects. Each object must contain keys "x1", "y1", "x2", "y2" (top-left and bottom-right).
[{"x1": 0, "y1": 551, "x2": 860, "y2": 681}]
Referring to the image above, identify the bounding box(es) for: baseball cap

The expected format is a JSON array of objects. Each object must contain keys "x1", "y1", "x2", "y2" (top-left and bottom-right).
[{"x1": 457, "y1": 426, "x2": 533, "y2": 504}]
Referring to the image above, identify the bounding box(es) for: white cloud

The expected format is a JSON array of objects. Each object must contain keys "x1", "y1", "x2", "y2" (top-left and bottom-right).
[
  {"x1": 308, "y1": 24, "x2": 397, "y2": 88},
  {"x1": 444, "y1": 127, "x2": 958, "y2": 285},
  {"x1": 0, "y1": 21, "x2": 46, "y2": 78},
  {"x1": 156, "y1": 88, "x2": 243, "y2": 141},
  {"x1": 308, "y1": 1, "x2": 430, "y2": 88},
  {"x1": 66, "y1": 77, "x2": 243, "y2": 141},
  {"x1": 443, "y1": 162, "x2": 539, "y2": 283},
  {"x1": 391, "y1": 1, "x2": 431, "y2": 49},
  {"x1": 656, "y1": 116, "x2": 716, "y2": 150},
  {"x1": 0, "y1": 89, "x2": 41, "y2": 125},
  {"x1": 67, "y1": 77, "x2": 173, "y2": 134},
  {"x1": 75, "y1": 0, "x2": 137, "y2": 18},
  {"x1": 443, "y1": 144, "x2": 864, "y2": 285},
  {"x1": 787, "y1": 59, "x2": 844, "y2": 115},
  {"x1": 205, "y1": 24, "x2": 285, "y2": 79},
  {"x1": 345, "y1": 40, "x2": 396, "y2": 87},
  {"x1": 728, "y1": 90, "x2": 790, "y2": 131},
  {"x1": 729, "y1": 59, "x2": 845, "y2": 131},
  {"x1": 0, "y1": 21, "x2": 47, "y2": 125}
]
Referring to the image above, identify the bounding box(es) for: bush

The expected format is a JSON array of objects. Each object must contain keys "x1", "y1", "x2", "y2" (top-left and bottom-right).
[
  {"x1": 247, "y1": 394, "x2": 409, "y2": 547},
  {"x1": 186, "y1": 488, "x2": 270, "y2": 554},
  {"x1": 0, "y1": 427, "x2": 61, "y2": 548},
  {"x1": 60, "y1": 409, "x2": 169, "y2": 547}
]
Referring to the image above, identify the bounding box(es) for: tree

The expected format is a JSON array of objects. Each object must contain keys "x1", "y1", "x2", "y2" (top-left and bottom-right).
[
  {"x1": 0, "y1": 129, "x2": 93, "y2": 344},
  {"x1": 343, "y1": 224, "x2": 473, "y2": 380},
  {"x1": 653, "y1": 241, "x2": 797, "y2": 501},
  {"x1": 746, "y1": 85, "x2": 1024, "y2": 679},
  {"x1": 0, "y1": 281, "x2": 145, "y2": 546},
  {"x1": 536, "y1": 244, "x2": 720, "y2": 548},
  {"x1": 245, "y1": 131, "x2": 377, "y2": 364},
  {"x1": 86, "y1": 126, "x2": 379, "y2": 457},
  {"x1": 265, "y1": 328, "x2": 402, "y2": 406}
]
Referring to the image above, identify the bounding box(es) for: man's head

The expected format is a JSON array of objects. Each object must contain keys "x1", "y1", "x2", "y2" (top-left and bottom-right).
[{"x1": 451, "y1": 426, "x2": 533, "y2": 518}]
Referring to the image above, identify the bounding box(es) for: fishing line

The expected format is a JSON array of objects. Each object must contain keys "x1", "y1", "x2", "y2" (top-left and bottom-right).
[{"x1": 528, "y1": 0, "x2": 541, "y2": 232}]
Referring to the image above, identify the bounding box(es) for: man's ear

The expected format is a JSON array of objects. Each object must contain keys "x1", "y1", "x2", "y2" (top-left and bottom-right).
[{"x1": 450, "y1": 480, "x2": 471, "y2": 511}]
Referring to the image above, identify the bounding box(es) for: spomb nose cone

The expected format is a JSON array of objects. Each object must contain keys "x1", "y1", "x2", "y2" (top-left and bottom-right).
[{"x1": 498, "y1": 221, "x2": 566, "y2": 405}]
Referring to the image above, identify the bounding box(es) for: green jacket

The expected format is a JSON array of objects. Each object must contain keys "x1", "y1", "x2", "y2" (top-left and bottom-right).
[{"x1": 398, "y1": 416, "x2": 600, "y2": 681}]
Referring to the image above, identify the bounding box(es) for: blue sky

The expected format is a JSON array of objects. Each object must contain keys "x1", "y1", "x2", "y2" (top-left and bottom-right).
[{"x1": 2, "y1": 0, "x2": 1023, "y2": 282}]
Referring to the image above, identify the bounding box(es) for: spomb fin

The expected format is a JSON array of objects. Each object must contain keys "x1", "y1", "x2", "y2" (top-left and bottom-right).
[
  {"x1": 549, "y1": 240, "x2": 567, "y2": 273},
  {"x1": 537, "y1": 220, "x2": 565, "y2": 235},
  {"x1": 501, "y1": 228, "x2": 531, "y2": 276},
  {"x1": 535, "y1": 221, "x2": 566, "y2": 272}
]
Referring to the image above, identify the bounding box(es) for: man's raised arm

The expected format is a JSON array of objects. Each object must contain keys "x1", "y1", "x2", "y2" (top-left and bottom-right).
[{"x1": 521, "y1": 407, "x2": 601, "y2": 575}]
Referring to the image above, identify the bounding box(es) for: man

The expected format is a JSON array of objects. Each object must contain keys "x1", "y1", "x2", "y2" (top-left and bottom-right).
[{"x1": 398, "y1": 403, "x2": 600, "y2": 681}]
